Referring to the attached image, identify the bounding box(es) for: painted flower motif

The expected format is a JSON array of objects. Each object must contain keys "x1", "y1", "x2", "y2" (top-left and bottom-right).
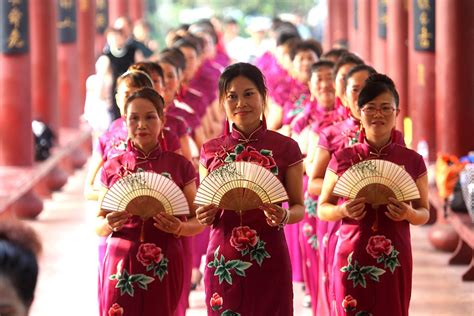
[
  {"x1": 322, "y1": 233, "x2": 329, "y2": 247},
  {"x1": 229, "y1": 226, "x2": 258, "y2": 252},
  {"x1": 235, "y1": 146, "x2": 277, "y2": 171},
  {"x1": 302, "y1": 222, "x2": 313, "y2": 237},
  {"x1": 207, "y1": 144, "x2": 278, "y2": 175},
  {"x1": 136, "y1": 243, "x2": 164, "y2": 267},
  {"x1": 210, "y1": 292, "x2": 223, "y2": 311},
  {"x1": 108, "y1": 303, "x2": 124, "y2": 316},
  {"x1": 366, "y1": 235, "x2": 393, "y2": 259},
  {"x1": 342, "y1": 295, "x2": 357, "y2": 312}
]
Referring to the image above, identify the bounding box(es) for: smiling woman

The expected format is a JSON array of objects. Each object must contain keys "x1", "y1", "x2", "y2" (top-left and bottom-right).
[
  {"x1": 196, "y1": 63, "x2": 305, "y2": 315},
  {"x1": 317, "y1": 74, "x2": 429, "y2": 316},
  {"x1": 96, "y1": 87, "x2": 205, "y2": 316}
]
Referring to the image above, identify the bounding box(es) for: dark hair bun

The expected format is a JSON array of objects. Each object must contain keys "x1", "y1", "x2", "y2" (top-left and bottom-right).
[
  {"x1": 366, "y1": 73, "x2": 395, "y2": 87},
  {"x1": 358, "y1": 73, "x2": 400, "y2": 108}
]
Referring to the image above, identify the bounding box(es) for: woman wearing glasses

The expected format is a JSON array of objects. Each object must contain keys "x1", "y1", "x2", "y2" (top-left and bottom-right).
[{"x1": 317, "y1": 74, "x2": 429, "y2": 316}]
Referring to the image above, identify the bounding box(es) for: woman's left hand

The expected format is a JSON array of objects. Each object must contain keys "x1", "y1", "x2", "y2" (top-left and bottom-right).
[
  {"x1": 385, "y1": 197, "x2": 412, "y2": 221},
  {"x1": 153, "y1": 212, "x2": 183, "y2": 235},
  {"x1": 260, "y1": 203, "x2": 287, "y2": 227}
]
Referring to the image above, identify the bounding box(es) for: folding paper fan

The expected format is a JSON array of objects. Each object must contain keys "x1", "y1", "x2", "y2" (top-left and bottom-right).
[
  {"x1": 333, "y1": 160, "x2": 420, "y2": 207},
  {"x1": 459, "y1": 164, "x2": 474, "y2": 221},
  {"x1": 195, "y1": 161, "x2": 288, "y2": 211},
  {"x1": 100, "y1": 172, "x2": 189, "y2": 219}
]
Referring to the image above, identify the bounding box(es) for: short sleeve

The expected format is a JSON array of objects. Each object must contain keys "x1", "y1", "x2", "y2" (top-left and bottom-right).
[
  {"x1": 318, "y1": 128, "x2": 330, "y2": 150},
  {"x1": 95, "y1": 134, "x2": 107, "y2": 160},
  {"x1": 176, "y1": 118, "x2": 190, "y2": 137},
  {"x1": 199, "y1": 143, "x2": 211, "y2": 169},
  {"x1": 285, "y1": 137, "x2": 304, "y2": 167},
  {"x1": 412, "y1": 152, "x2": 427, "y2": 179},
  {"x1": 182, "y1": 158, "x2": 197, "y2": 185},
  {"x1": 100, "y1": 163, "x2": 111, "y2": 188}
]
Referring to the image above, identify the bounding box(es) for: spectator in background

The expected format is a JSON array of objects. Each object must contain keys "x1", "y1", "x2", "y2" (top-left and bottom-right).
[
  {"x1": 222, "y1": 17, "x2": 251, "y2": 62},
  {"x1": 133, "y1": 19, "x2": 160, "y2": 56},
  {"x1": 113, "y1": 16, "x2": 152, "y2": 59},
  {"x1": 0, "y1": 218, "x2": 41, "y2": 316},
  {"x1": 101, "y1": 26, "x2": 143, "y2": 121},
  {"x1": 83, "y1": 55, "x2": 114, "y2": 143}
]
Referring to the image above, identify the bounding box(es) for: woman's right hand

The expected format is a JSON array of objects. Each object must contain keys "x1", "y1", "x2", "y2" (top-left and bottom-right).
[
  {"x1": 339, "y1": 197, "x2": 366, "y2": 220},
  {"x1": 105, "y1": 211, "x2": 131, "y2": 232},
  {"x1": 195, "y1": 204, "x2": 219, "y2": 226}
]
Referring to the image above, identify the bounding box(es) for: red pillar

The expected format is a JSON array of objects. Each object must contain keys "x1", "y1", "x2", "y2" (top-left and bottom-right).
[
  {"x1": 30, "y1": 0, "x2": 68, "y2": 193},
  {"x1": 129, "y1": 0, "x2": 145, "y2": 22},
  {"x1": 108, "y1": 0, "x2": 128, "y2": 25},
  {"x1": 408, "y1": 0, "x2": 436, "y2": 161},
  {"x1": 0, "y1": 0, "x2": 42, "y2": 217},
  {"x1": 387, "y1": 0, "x2": 408, "y2": 134},
  {"x1": 435, "y1": 0, "x2": 474, "y2": 157},
  {"x1": 57, "y1": 1, "x2": 80, "y2": 129},
  {"x1": 57, "y1": 0, "x2": 88, "y2": 169},
  {"x1": 30, "y1": 0, "x2": 59, "y2": 131},
  {"x1": 370, "y1": 0, "x2": 387, "y2": 73},
  {"x1": 78, "y1": 0, "x2": 96, "y2": 107},
  {"x1": 348, "y1": 0, "x2": 358, "y2": 52},
  {"x1": 328, "y1": 0, "x2": 348, "y2": 48},
  {"x1": 358, "y1": 0, "x2": 372, "y2": 63}
]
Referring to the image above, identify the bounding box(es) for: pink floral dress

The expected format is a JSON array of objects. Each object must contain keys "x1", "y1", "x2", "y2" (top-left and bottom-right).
[
  {"x1": 99, "y1": 141, "x2": 195, "y2": 316},
  {"x1": 317, "y1": 119, "x2": 406, "y2": 312},
  {"x1": 327, "y1": 140, "x2": 426, "y2": 316},
  {"x1": 200, "y1": 122, "x2": 303, "y2": 315},
  {"x1": 294, "y1": 103, "x2": 345, "y2": 314}
]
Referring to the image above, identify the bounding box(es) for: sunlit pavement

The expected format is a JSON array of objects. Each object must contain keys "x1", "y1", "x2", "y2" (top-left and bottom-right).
[{"x1": 27, "y1": 162, "x2": 473, "y2": 316}]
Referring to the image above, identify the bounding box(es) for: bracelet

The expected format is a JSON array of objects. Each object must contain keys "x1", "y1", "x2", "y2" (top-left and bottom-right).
[{"x1": 277, "y1": 209, "x2": 290, "y2": 230}]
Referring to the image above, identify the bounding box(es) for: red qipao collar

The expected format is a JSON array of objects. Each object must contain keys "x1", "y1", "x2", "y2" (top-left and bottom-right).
[
  {"x1": 126, "y1": 139, "x2": 162, "y2": 161},
  {"x1": 228, "y1": 121, "x2": 267, "y2": 143}
]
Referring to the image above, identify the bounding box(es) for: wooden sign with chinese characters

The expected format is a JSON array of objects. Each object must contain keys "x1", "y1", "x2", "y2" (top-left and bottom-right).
[
  {"x1": 378, "y1": 0, "x2": 387, "y2": 39},
  {"x1": 57, "y1": 0, "x2": 76, "y2": 43},
  {"x1": 413, "y1": 0, "x2": 435, "y2": 52},
  {"x1": 95, "y1": 0, "x2": 108, "y2": 35},
  {"x1": 0, "y1": 0, "x2": 29, "y2": 54}
]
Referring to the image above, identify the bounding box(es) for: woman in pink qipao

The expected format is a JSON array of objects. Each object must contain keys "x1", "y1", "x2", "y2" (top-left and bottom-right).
[
  {"x1": 306, "y1": 64, "x2": 383, "y2": 315},
  {"x1": 196, "y1": 63, "x2": 305, "y2": 315},
  {"x1": 318, "y1": 74, "x2": 429, "y2": 316},
  {"x1": 97, "y1": 88, "x2": 204, "y2": 316}
]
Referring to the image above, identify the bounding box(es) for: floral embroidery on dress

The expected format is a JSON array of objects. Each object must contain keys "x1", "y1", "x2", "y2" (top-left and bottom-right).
[
  {"x1": 304, "y1": 196, "x2": 318, "y2": 218},
  {"x1": 207, "y1": 246, "x2": 253, "y2": 285},
  {"x1": 342, "y1": 295, "x2": 357, "y2": 312},
  {"x1": 160, "y1": 172, "x2": 172, "y2": 180},
  {"x1": 109, "y1": 260, "x2": 155, "y2": 296},
  {"x1": 302, "y1": 222, "x2": 319, "y2": 250},
  {"x1": 136, "y1": 243, "x2": 169, "y2": 281},
  {"x1": 340, "y1": 252, "x2": 386, "y2": 288},
  {"x1": 229, "y1": 226, "x2": 271, "y2": 266},
  {"x1": 210, "y1": 292, "x2": 223, "y2": 311},
  {"x1": 366, "y1": 235, "x2": 401, "y2": 273},
  {"x1": 108, "y1": 303, "x2": 124, "y2": 316},
  {"x1": 209, "y1": 144, "x2": 278, "y2": 175}
]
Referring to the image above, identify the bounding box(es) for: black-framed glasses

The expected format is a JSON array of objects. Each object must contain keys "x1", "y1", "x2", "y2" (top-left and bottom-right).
[{"x1": 361, "y1": 105, "x2": 396, "y2": 116}]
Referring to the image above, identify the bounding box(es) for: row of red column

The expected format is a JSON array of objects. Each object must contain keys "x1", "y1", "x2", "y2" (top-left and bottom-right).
[
  {"x1": 0, "y1": 0, "x2": 144, "y2": 217},
  {"x1": 325, "y1": 0, "x2": 474, "y2": 160}
]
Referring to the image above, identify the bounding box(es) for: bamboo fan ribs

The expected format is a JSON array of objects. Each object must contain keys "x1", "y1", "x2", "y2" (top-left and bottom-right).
[
  {"x1": 195, "y1": 161, "x2": 288, "y2": 211},
  {"x1": 333, "y1": 160, "x2": 420, "y2": 207},
  {"x1": 100, "y1": 172, "x2": 189, "y2": 219}
]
